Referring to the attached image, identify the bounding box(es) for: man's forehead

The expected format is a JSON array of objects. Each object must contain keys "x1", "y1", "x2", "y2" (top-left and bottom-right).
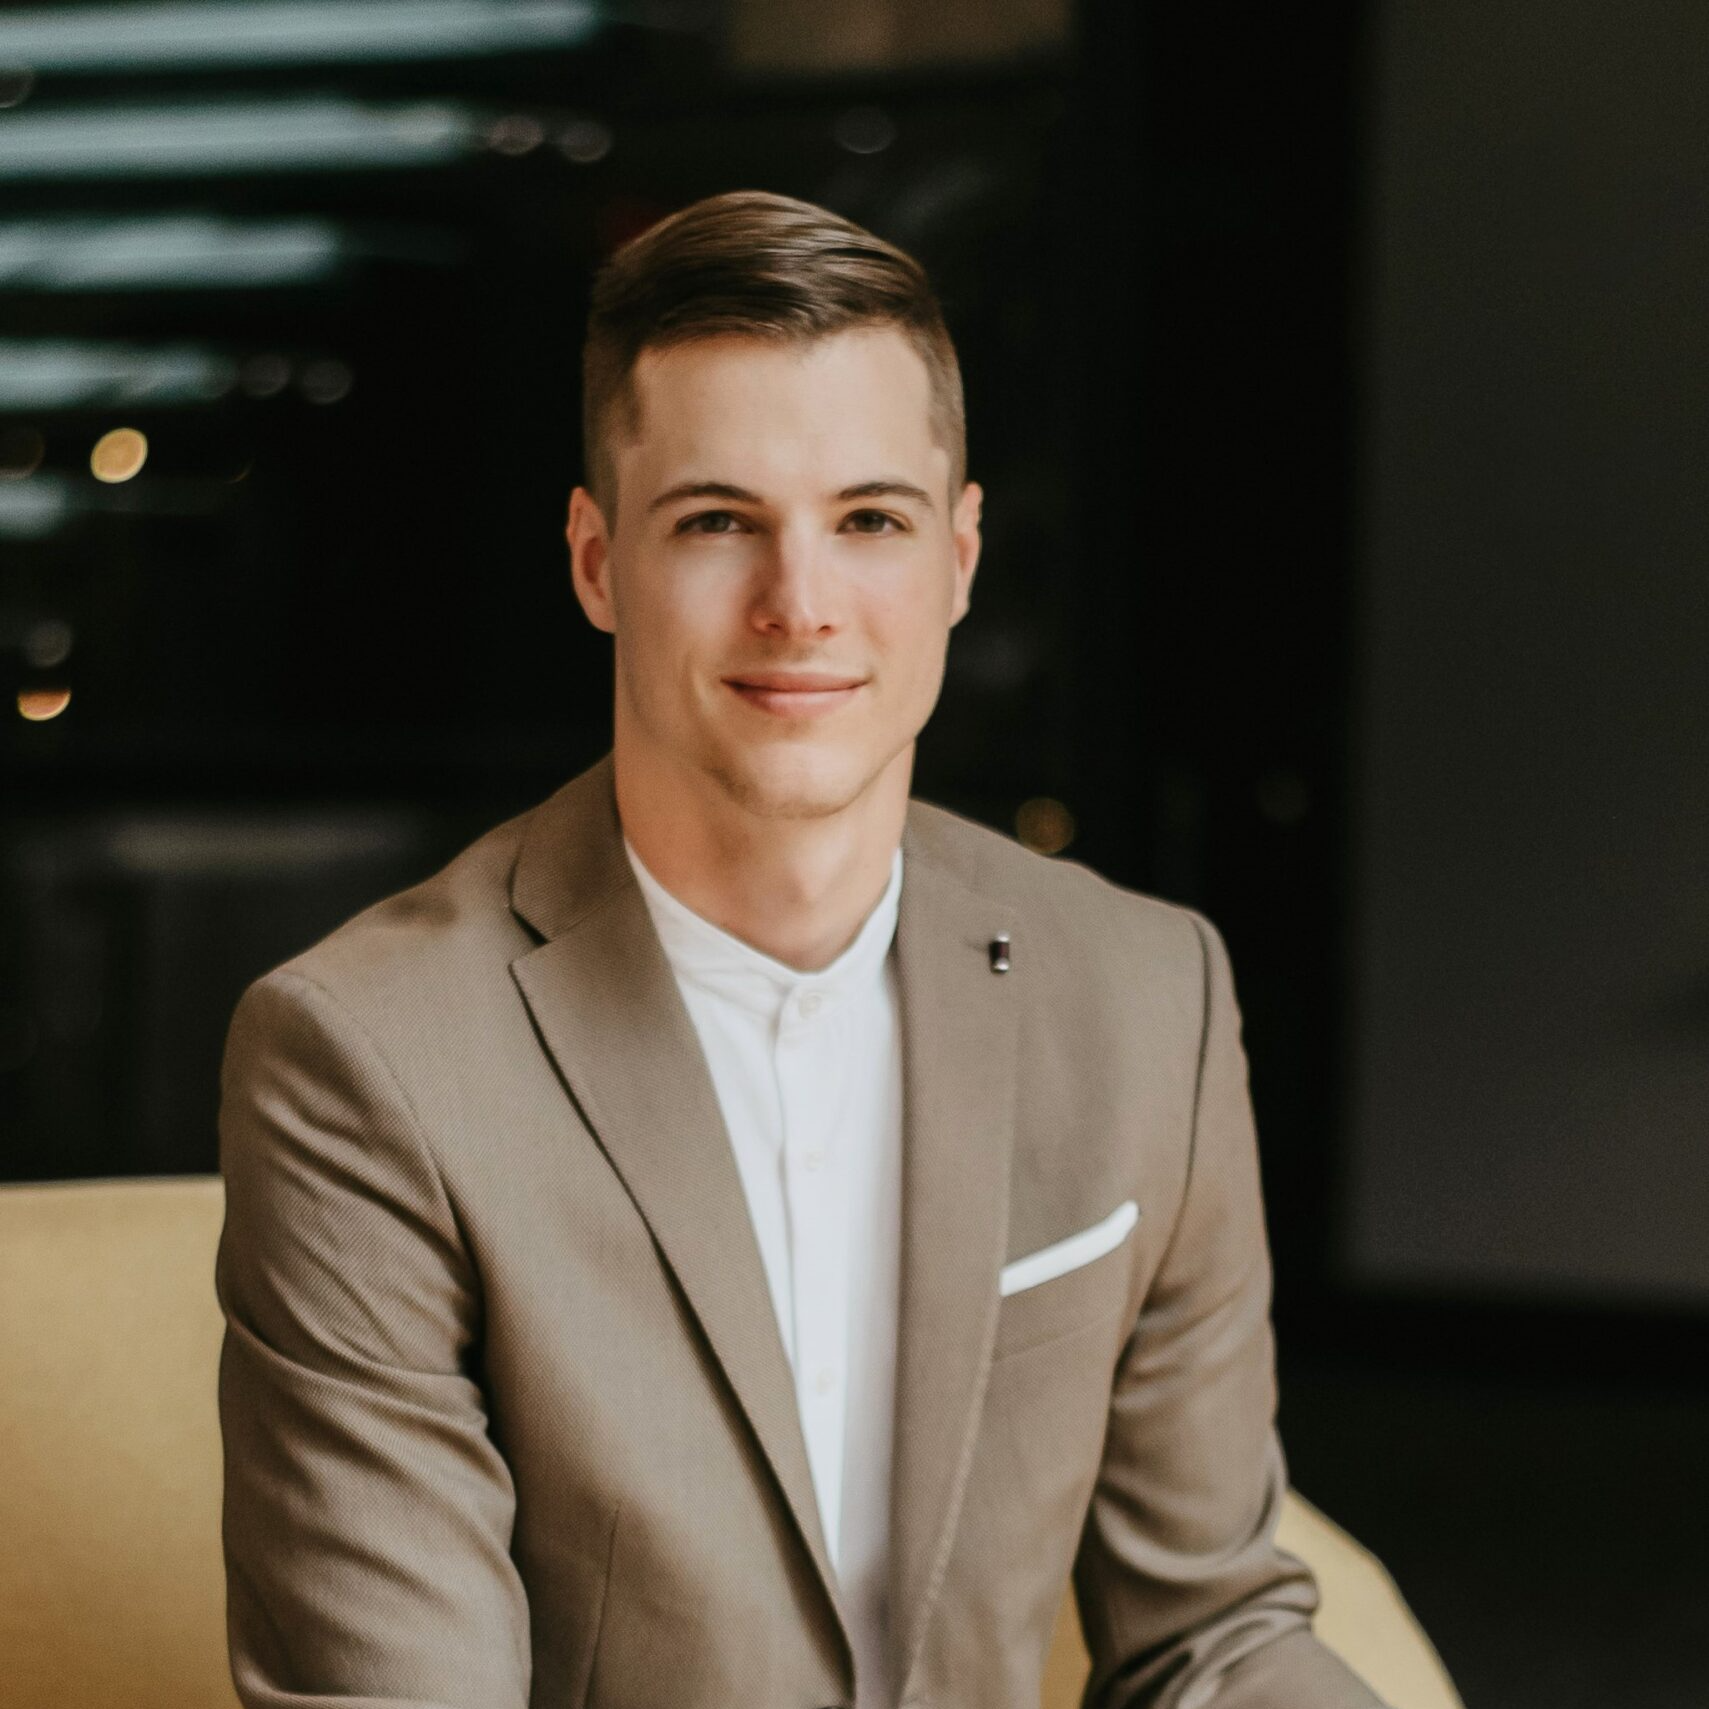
[{"x1": 617, "y1": 328, "x2": 948, "y2": 489}]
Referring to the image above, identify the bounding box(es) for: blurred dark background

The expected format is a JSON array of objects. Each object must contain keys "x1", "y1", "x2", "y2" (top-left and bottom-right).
[{"x1": 2, "y1": 1, "x2": 1705, "y2": 1701}]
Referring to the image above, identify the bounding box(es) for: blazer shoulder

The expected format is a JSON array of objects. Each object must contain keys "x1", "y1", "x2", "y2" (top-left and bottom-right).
[
  {"x1": 239, "y1": 794, "x2": 545, "y2": 1034},
  {"x1": 905, "y1": 793, "x2": 1215, "y2": 976}
]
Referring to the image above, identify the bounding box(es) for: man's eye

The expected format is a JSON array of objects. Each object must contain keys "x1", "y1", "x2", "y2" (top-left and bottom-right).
[
  {"x1": 677, "y1": 510, "x2": 746, "y2": 535},
  {"x1": 843, "y1": 509, "x2": 903, "y2": 534}
]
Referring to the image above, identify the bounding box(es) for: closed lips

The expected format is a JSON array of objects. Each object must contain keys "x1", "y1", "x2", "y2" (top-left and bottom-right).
[
  {"x1": 725, "y1": 673, "x2": 864, "y2": 691},
  {"x1": 724, "y1": 673, "x2": 865, "y2": 716}
]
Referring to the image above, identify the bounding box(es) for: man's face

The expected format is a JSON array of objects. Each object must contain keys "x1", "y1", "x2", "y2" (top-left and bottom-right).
[{"x1": 567, "y1": 326, "x2": 982, "y2": 821}]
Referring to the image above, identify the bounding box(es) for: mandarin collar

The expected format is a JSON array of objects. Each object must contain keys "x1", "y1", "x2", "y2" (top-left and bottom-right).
[{"x1": 622, "y1": 836, "x2": 903, "y2": 1018}]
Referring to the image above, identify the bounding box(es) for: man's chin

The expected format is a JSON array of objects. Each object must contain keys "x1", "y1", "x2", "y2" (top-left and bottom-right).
[{"x1": 707, "y1": 751, "x2": 873, "y2": 821}]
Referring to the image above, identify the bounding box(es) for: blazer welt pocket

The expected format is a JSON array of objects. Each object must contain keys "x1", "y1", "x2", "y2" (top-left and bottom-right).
[
  {"x1": 1000, "y1": 1200, "x2": 1139, "y2": 1297},
  {"x1": 992, "y1": 1200, "x2": 1140, "y2": 1360}
]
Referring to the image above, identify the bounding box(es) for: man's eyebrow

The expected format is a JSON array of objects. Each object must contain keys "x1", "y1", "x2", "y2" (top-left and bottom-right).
[
  {"x1": 647, "y1": 478, "x2": 937, "y2": 513},
  {"x1": 837, "y1": 479, "x2": 935, "y2": 508},
  {"x1": 647, "y1": 480, "x2": 764, "y2": 513}
]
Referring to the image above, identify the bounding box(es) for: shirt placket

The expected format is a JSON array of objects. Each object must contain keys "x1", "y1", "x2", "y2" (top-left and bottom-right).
[{"x1": 774, "y1": 981, "x2": 850, "y2": 1570}]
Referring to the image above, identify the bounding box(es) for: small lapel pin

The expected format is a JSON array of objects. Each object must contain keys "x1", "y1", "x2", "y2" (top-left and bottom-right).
[{"x1": 988, "y1": 932, "x2": 1011, "y2": 974}]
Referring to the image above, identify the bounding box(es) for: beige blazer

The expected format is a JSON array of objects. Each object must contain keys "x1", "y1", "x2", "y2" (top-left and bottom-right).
[{"x1": 215, "y1": 751, "x2": 1385, "y2": 1709}]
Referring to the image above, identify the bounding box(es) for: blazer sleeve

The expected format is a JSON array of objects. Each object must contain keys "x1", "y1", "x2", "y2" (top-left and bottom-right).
[
  {"x1": 1069, "y1": 912, "x2": 1388, "y2": 1709},
  {"x1": 215, "y1": 967, "x2": 531, "y2": 1709}
]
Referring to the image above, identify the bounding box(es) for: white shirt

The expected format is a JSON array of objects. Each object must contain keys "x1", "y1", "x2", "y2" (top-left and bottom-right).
[{"x1": 622, "y1": 838, "x2": 905, "y2": 1709}]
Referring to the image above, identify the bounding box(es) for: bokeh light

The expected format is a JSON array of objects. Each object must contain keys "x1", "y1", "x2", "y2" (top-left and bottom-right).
[
  {"x1": 833, "y1": 106, "x2": 896, "y2": 155},
  {"x1": 299, "y1": 358, "x2": 353, "y2": 403},
  {"x1": 558, "y1": 117, "x2": 612, "y2": 164},
  {"x1": 18, "y1": 686, "x2": 71, "y2": 721},
  {"x1": 239, "y1": 354, "x2": 291, "y2": 398},
  {"x1": 22, "y1": 619, "x2": 73, "y2": 669},
  {"x1": 90, "y1": 426, "x2": 147, "y2": 482},
  {"x1": 487, "y1": 114, "x2": 544, "y2": 156},
  {"x1": 1015, "y1": 796, "x2": 1076, "y2": 855},
  {"x1": 0, "y1": 426, "x2": 46, "y2": 479}
]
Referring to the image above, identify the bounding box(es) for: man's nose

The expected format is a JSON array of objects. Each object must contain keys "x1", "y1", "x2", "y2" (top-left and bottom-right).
[{"x1": 750, "y1": 525, "x2": 840, "y2": 637}]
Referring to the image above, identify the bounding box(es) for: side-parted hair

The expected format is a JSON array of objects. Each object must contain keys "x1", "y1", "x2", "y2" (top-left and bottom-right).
[{"x1": 581, "y1": 190, "x2": 965, "y2": 514}]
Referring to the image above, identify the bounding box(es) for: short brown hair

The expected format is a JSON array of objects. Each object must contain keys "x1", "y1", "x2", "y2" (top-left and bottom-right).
[{"x1": 581, "y1": 190, "x2": 965, "y2": 513}]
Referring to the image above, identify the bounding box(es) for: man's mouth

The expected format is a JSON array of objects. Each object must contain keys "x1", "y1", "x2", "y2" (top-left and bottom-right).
[{"x1": 723, "y1": 671, "x2": 866, "y2": 716}]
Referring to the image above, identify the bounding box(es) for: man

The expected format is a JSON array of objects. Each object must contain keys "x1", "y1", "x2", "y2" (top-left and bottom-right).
[{"x1": 216, "y1": 190, "x2": 1385, "y2": 1708}]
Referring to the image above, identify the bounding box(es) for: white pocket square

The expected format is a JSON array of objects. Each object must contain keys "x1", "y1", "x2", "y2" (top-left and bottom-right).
[{"x1": 999, "y1": 1199, "x2": 1141, "y2": 1297}]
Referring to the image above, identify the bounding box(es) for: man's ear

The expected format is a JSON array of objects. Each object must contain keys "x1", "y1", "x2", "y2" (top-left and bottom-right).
[
  {"x1": 949, "y1": 480, "x2": 983, "y2": 626},
  {"x1": 567, "y1": 486, "x2": 616, "y2": 634}
]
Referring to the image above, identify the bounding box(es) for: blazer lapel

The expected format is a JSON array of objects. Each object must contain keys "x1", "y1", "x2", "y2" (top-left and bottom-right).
[
  {"x1": 887, "y1": 816, "x2": 1021, "y2": 1696},
  {"x1": 506, "y1": 754, "x2": 851, "y2": 1663}
]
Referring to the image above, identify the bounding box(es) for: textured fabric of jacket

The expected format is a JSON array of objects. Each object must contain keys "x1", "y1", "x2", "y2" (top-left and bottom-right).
[{"x1": 215, "y1": 750, "x2": 1386, "y2": 1709}]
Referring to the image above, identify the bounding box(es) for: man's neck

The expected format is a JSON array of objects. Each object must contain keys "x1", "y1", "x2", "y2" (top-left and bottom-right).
[{"x1": 613, "y1": 749, "x2": 908, "y2": 974}]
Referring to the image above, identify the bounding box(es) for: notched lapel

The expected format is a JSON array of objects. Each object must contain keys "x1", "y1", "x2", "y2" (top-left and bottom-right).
[
  {"x1": 888, "y1": 827, "x2": 1021, "y2": 1695},
  {"x1": 507, "y1": 758, "x2": 850, "y2": 1663}
]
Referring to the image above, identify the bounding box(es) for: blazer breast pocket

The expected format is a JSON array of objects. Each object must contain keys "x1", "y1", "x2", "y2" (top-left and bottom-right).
[{"x1": 992, "y1": 1199, "x2": 1140, "y2": 1360}]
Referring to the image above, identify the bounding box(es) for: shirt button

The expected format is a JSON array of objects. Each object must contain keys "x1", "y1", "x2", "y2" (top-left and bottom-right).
[
  {"x1": 813, "y1": 1367, "x2": 835, "y2": 1396},
  {"x1": 803, "y1": 1148, "x2": 826, "y2": 1172},
  {"x1": 799, "y1": 990, "x2": 823, "y2": 1017}
]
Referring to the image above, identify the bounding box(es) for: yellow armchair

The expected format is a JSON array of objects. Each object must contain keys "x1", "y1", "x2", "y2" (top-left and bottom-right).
[
  {"x1": 1040, "y1": 1489, "x2": 1462, "y2": 1709},
  {"x1": 0, "y1": 1177, "x2": 1459, "y2": 1709},
  {"x1": 0, "y1": 1176, "x2": 238, "y2": 1709}
]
